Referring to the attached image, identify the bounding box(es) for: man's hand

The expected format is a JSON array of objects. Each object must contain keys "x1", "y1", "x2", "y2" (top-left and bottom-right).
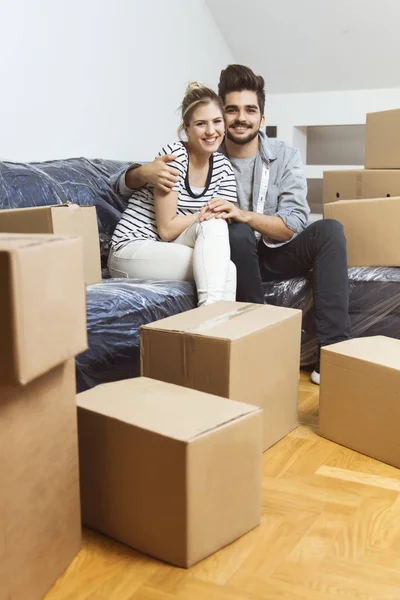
[
  {"x1": 199, "y1": 199, "x2": 248, "y2": 223},
  {"x1": 125, "y1": 155, "x2": 179, "y2": 192},
  {"x1": 200, "y1": 198, "x2": 294, "y2": 241}
]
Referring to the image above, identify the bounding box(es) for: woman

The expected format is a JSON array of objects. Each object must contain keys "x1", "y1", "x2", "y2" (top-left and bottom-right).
[{"x1": 108, "y1": 83, "x2": 237, "y2": 306}]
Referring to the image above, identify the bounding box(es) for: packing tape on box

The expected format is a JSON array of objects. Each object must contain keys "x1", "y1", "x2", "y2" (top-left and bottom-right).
[
  {"x1": 187, "y1": 304, "x2": 258, "y2": 334},
  {"x1": 179, "y1": 305, "x2": 259, "y2": 383}
]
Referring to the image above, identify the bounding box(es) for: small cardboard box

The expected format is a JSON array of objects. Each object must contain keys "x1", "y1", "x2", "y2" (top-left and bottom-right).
[
  {"x1": 318, "y1": 337, "x2": 400, "y2": 468},
  {"x1": 0, "y1": 360, "x2": 82, "y2": 600},
  {"x1": 77, "y1": 377, "x2": 263, "y2": 568},
  {"x1": 322, "y1": 169, "x2": 400, "y2": 205},
  {"x1": 0, "y1": 204, "x2": 102, "y2": 285},
  {"x1": 323, "y1": 197, "x2": 400, "y2": 267},
  {"x1": 0, "y1": 233, "x2": 87, "y2": 385},
  {"x1": 141, "y1": 302, "x2": 302, "y2": 451},
  {"x1": 365, "y1": 108, "x2": 400, "y2": 169}
]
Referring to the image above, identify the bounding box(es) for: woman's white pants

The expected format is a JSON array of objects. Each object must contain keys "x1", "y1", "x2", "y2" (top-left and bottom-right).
[{"x1": 108, "y1": 219, "x2": 236, "y2": 306}]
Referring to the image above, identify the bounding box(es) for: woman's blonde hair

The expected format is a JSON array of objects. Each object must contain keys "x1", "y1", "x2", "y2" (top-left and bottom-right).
[{"x1": 178, "y1": 81, "x2": 224, "y2": 140}]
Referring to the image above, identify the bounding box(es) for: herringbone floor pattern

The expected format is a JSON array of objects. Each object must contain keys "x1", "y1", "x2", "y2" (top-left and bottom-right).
[{"x1": 46, "y1": 372, "x2": 400, "y2": 600}]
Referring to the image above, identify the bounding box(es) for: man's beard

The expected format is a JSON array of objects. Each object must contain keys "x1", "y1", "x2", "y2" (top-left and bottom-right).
[{"x1": 226, "y1": 126, "x2": 259, "y2": 146}]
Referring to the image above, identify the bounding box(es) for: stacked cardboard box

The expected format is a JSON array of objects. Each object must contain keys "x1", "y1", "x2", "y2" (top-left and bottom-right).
[
  {"x1": 0, "y1": 234, "x2": 87, "y2": 600},
  {"x1": 323, "y1": 108, "x2": 400, "y2": 266},
  {"x1": 0, "y1": 204, "x2": 102, "y2": 285}
]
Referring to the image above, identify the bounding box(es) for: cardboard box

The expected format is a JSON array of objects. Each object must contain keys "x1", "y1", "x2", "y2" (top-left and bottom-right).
[
  {"x1": 0, "y1": 234, "x2": 87, "y2": 385},
  {"x1": 323, "y1": 196, "x2": 400, "y2": 267},
  {"x1": 141, "y1": 302, "x2": 302, "y2": 451},
  {"x1": 318, "y1": 336, "x2": 400, "y2": 468},
  {"x1": 323, "y1": 170, "x2": 363, "y2": 205},
  {"x1": 0, "y1": 360, "x2": 81, "y2": 600},
  {"x1": 0, "y1": 204, "x2": 102, "y2": 285},
  {"x1": 77, "y1": 377, "x2": 263, "y2": 568},
  {"x1": 322, "y1": 169, "x2": 400, "y2": 204},
  {"x1": 365, "y1": 108, "x2": 400, "y2": 169}
]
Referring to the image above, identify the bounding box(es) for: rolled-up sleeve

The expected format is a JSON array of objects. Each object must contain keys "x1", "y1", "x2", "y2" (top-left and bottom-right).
[
  {"x1": 109, "y1": 163, "x2": 143, "y2": 200},
  {"x1": 276, "y1": 149, "x2": 310, "y2": 234}
]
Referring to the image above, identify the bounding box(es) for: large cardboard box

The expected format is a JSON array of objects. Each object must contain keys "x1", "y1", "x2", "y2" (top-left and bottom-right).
[
  {"x1": 318, "y1": 337, "x2": 400, "y2": 468},
  {"x1": 365, "y1": 108, "x2": 400, "y2": 169},
  {"x1": 77, "y1": 377, "x2": 263, "y2": 568},
  {"x1": 0, "y1": 234, "x2": 87, "y2": 600},
  {"x1": 322, "y1": 169, "x2": 400, "y2": 204},
  {"x1": 141, "y1": 302, "x2": 302, "y2": 451},
  {"x1": 0, "y1": 234, "x2": 87, "y2": 385},
  {"x1": 0, "y1": 360, "x2": 81, "y2": 600},
  {"x1": 0, "y1": 204, "x2": 102, "y2": 285},
  {"x1": 323, "y1": 197, "x2": 400, "y2": 267}
]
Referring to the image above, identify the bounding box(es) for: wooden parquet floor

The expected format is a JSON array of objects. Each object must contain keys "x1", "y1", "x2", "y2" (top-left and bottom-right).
[{"x1": 46, "y1": 372, "x2": 400, "y2": 600}]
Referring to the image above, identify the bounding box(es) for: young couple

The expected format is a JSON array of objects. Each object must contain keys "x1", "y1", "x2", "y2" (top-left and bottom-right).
[{"x1": 109, "y1": 64, "x2": 351, "y2": 384}]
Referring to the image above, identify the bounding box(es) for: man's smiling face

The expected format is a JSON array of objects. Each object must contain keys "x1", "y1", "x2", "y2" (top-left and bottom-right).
[{"x1": 223, "y1": 90, "x2": 265, "y2": 146}]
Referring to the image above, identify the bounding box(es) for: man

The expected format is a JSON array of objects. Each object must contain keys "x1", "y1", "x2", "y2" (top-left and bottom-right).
[{"x1": 110, "y1": 64, "x2": 351, "y2": 385}]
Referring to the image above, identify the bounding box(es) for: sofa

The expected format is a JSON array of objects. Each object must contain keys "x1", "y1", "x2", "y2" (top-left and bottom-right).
[{"x1": 1, "y1": 157, "x2": 399, "y2": 392}]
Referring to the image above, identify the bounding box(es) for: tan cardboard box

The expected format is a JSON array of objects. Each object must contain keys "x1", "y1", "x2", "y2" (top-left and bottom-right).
[
  {"x1": 323, "y1": 170, "x2": 363, "y2": 204},
  {"x1": 318, "y1": 337, "x2": 400, "y2": 468},
  {"x1": 365, "y1": 108, "x2": 400, "y2": 169},
  {"x1": 0, "y1": 234, "x2": 87, "y2": 600},
  {"x1": 0, "y1": 204, "x2": 102, "y2": 285},
  {"x1": 323, "y1": 197, "x2": 400, "y2": 267},
  {"x1": 322, "y1": 169, "x2": 400, "y2": 204},
  {"x1": 77, "y1": 377, "x2": 263, "y2": 568},
  {"x1": 0, "y1": 233, "x2": 87, "y2": 385},
  {"x1": 362, "y1": 169, "x2": 400, "y2": 199},
  {"x1": 141, "y1": 302, "x2": 302, "y2": 451},
  {"x1": 0, "y1": 360, "x2": 82, "y2": 600}
]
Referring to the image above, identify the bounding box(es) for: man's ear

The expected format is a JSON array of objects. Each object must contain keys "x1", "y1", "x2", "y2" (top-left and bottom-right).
[{"x1": 260, "y1": 115, "x2": 266, "y2": 129}]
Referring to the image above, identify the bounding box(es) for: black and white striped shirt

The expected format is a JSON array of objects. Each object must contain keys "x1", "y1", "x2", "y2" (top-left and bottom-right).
[{"x1": 111, "y1": 141, "x2": 237, "y2": 250}]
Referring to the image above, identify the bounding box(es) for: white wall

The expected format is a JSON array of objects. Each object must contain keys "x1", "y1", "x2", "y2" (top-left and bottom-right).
[{"x1": 0, "y1": 0, "x2": 234, "y2": 162}]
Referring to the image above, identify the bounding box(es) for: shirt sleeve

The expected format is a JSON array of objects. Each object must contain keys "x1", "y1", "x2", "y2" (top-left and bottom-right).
[
  {"x1": 213, "y1": 158, "x2": 237, "y2": 203},
  {"x1": 109, "y1": 163, "x2": 143, "y2": 199},
  {"x1": 275, "y1": 147, "x2": 309, "y2": 234},
  {"x1": 155, "y1": 142, "x2": 187, "y2": 195}
]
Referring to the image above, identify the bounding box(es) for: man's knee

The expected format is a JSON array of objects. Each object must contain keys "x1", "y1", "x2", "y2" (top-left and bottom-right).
[
  {"x1": 308, "y1": 219, "x2": 346, "y2": 249},
  {"x1": 228, "y1": 222, "x2": 257, "y2": 252},
  {"x1": 312, "y1": 218, "x2": 344, "y2": 239}
]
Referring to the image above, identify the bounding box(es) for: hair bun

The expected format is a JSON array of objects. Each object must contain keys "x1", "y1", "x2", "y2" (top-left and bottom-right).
[{"x1": 185, "y1": 81, "x2": 204, "y2": 95}]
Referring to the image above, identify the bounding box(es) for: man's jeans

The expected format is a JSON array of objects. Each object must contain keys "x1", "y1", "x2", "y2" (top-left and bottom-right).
[{"x1": 228, "y1": 220, "x2": 351, "y2": 355}]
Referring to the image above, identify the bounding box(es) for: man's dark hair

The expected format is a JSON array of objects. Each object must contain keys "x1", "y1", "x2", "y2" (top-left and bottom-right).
[{"x1": 218, "y1": 64, "x2": 266, "y2": 115}]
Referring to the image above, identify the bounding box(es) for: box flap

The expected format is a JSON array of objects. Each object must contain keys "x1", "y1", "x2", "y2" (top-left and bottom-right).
[
  {"x1": 323, "y1": 336, "x2": 400, "y2": 371},
  {"x1": 0, "y1": 203, "x2": 81, "y2": 216},
  {"x1": 77, "y1": 377, "x2": 260, "y2": 442},
  {"x1": 142, "y1": 302, "x2": 300, "y2": 341},
  {"x1": 0, "y1": 233, "x2": 65, "y2": 248}
]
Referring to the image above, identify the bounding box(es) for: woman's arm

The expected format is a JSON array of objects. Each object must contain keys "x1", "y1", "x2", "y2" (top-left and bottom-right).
[{"x1": 154, "y1": 189, "x2": 199, "y2": 242}]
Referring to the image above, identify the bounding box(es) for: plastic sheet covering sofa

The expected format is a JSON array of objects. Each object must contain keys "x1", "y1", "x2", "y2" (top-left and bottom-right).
[{"x1": 1, "y1": 157, "x2": 400, "y2": 391}]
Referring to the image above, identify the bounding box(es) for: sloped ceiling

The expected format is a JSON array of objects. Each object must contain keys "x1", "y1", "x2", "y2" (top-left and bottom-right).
[{"x1": 205, "y1": 0, "x2": 400, "y2": 93}]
